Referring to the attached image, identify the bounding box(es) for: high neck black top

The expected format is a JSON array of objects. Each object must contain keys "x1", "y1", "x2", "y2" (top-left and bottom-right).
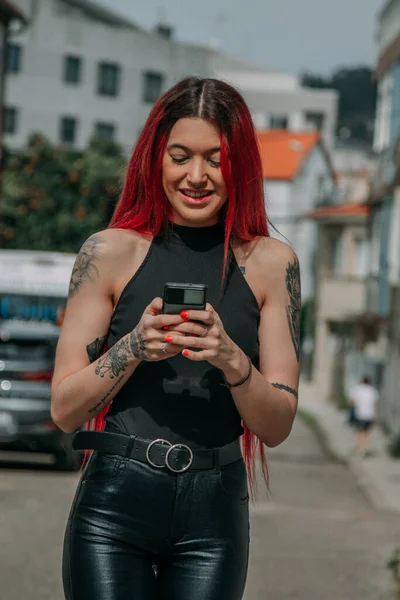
[{"x1": 105, "y1": 223, "x2": 260, "y2": 448}]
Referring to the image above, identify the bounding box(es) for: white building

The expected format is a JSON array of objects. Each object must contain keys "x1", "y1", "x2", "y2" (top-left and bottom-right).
[
  {"x1": 5, "y1": 0, "x2": 338, "y2": 154},
  {"x1": 5, "y1": 0, "x2": 212, "y2": 152},
  {"x1": 307, "y1": 143, "x2": 376, "y2": 401},
  {"x1": 257, "y1": 130, "x2": 336, "y2": 302},
  {"x1": 0, "y1": 0, "x2": 27, "y2": 156},
  {"x1": 212, "y1": 53, "x2": 338, "y2": 148}
]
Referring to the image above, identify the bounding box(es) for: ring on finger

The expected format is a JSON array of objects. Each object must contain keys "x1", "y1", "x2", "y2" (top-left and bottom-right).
[
  {"x1": 200, "y1": 325, "x2": 208, "y2": 337},
  {"x1": 161, "y1": 342, "x2": 170, "y2": 354}
]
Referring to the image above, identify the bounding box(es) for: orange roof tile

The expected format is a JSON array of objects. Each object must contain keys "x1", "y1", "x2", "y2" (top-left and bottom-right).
[
  {"x1": 307, "y1": 204, "x2": 370, "y2": 219},
  {"x1": 257, "y1": 130, "x2": 320, "y2": 180}
]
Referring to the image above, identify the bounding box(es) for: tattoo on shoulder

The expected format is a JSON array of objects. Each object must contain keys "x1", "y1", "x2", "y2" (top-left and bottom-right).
[
  {"x1": 285, "y1": 256, "x2": 301, "y2": 362},
  {"x1": 86, "y1": 336, "x2": 107, "y2": 363},
  {"x1": 271, "y1": 382, "x2": 298, "y2": 400},
  {"x1": 68, "y1": 234, "x2": 103, "y2": 297}
]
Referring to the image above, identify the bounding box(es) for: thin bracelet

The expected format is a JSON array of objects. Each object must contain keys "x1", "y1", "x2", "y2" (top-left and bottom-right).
[{"x1": 221, "y1": 355, "x2": 252, "y2": 389}]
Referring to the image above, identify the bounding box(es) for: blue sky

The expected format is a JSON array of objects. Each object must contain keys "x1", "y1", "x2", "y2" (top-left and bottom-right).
[{"x1": 100, "y1": 0, "x2": 383, "y2": 74}]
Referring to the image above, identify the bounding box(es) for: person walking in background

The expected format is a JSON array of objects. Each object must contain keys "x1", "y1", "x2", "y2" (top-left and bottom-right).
[{"x1": 349, "y1": 375, "x2": 379, "y2": 457}]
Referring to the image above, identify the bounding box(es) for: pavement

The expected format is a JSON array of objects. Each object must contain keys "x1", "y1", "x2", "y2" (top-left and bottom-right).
[
  {"x1": 1, "y1": 412, "x2": 400, "y2": 599},
  {"x1": 299, "y1": 378, "x2": 400, "y2": 514}
]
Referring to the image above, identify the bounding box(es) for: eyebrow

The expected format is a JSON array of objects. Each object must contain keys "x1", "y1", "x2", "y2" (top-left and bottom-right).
[{"x1": 167, "y1": 143, "x2": 221, "y2": 153}]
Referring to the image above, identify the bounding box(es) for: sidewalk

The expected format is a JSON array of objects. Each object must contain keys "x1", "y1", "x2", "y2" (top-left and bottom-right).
[{"x1": 299, "y1": 378, "x2": 400, "y2": 514}]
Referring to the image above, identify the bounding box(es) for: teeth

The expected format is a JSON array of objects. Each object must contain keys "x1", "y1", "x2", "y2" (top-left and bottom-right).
[{"x1": 183, "y1": 191, "x2": 211, "y2": 198}]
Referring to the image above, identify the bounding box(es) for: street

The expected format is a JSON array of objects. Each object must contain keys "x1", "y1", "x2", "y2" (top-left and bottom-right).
[{"x1": 1, "y1": 417, "x2": 399, "y2": 600}]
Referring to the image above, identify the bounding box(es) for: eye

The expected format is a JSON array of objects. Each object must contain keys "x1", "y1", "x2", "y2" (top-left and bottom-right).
[
  {"x1": 208, "y1": 158, "x2": 220, "y2": 168},
  {"x1": 171, "y1": 156, "x2": 188, "y2": 164}
]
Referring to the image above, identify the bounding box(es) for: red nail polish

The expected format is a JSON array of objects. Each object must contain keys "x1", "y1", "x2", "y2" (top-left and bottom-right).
[
  {"x1": 180, "y1": 310, "x2": 189, "y2": 320},
  {"x1": 183, "y1": 350, "x2": 189, "y2": 357},
  {"x1": 164, "y1": 336, "x2": 173, "y2": 343},
  {"x1": 163, "y1": 325, "x2": 169, "y2": 331}
]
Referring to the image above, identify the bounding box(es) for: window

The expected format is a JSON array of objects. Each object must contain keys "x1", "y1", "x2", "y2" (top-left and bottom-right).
[
  {"x1": 94, "y1": 122, "x2": 115, "y2": 141},
  {"x1": 305, "y1": 111, "x2": 325, "y2": 132},
  {"x1": 98, "y1": 62, "x2": 121, "y2": 97},
  {"x1": 270, "y1": 115, "x2": 288, "y2": 129},
  {"x1": 330, "y1": 233, "x2": 343, "y2": 276},
  {"x1": 143, "y1": 71, "x2": 164, "y2": 103},
  {"x1": 7, "y1": 43, "x2": 22, "y2": 73},
  {"x1": 64, "y1": 55, "x2": 82, "y2": 84},
  {"x1": 3, "y1": 107, "x2": 18, "y2": 134},
  {"x1": 354, "y1": 237, "x2": 369, "y2": 278},
  {"x1": 60, "y1": 117, "x2": 77, "y2": 144}
]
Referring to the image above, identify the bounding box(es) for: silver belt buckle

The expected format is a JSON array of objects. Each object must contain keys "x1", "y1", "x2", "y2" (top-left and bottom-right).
[
  {"x1": 166, "y1": 443, "x2": 194, "y2": 473},
  {"x1": 145, "y1": 439, "x2": 172, "y2": 469},
  {"x1": 145, "y1": 439, "x2": 193, "y2": 472}
]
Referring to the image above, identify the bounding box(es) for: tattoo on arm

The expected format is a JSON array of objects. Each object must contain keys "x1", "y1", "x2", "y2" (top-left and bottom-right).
[
  {"x1": 271, "y1": 382, "x2": 298, "y2": 400},
  {"x1": 68, "y1": 234, "x2": 103, "y2": 297},
  {"x1": 86, "y1": 336, "x2": 107, "y2": 363},
  {"x1": 285, "y1": 256, "x2": 301, "y2": 362},
  {"x1": 94, "y1": 337, "x2": 132, "y2": 379},
  {"x1": 88, "y1": 375, "x2": 124, "y2": 414},
  {"x1": 129, "y1": 328, "x2": 148, "y2": 361}
]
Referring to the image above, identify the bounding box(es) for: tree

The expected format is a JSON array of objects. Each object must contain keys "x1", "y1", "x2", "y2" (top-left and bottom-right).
[
  {"x1": 0, "y1": 133, "x2": 126, "y2": 252},
  {"x1": 301, "y1": 66, "x2": 377, "y2": 144}
]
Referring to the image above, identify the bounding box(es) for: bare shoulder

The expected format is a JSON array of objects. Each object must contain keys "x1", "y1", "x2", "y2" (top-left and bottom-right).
[
  {"x1": 69, "y1": 228, "x2": 150, "y2": 298},
  {"x1": 95, "y1": 227, "x2": 150, "y2": 260},
  {"x1": 246, "y1": 236, "x2": 299, "y2": 280}
]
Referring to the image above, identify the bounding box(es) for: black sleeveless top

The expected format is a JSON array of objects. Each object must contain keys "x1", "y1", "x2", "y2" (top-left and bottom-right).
[{"x1": 105, "y1": 223, "x2": 260, "y2": 449}]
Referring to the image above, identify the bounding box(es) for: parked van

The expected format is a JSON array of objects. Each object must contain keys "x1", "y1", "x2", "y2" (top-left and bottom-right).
[{"x1": 0, "y1": 250, "x2": 82, "y2": 469}]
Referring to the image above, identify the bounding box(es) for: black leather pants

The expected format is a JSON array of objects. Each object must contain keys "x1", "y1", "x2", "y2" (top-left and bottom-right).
[{"x1": 62, "y1": 450, "x2": 250, "y2": 599}]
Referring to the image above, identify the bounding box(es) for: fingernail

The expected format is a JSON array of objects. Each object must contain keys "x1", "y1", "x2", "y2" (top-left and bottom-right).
[
  {"x1": 180, "y1": 311, "x2": 189, "y2": 320},
  {"x1": 183, "y1": 350, "x2": 189, "y2": 357},
  {"x1": 164, "y1": 336, "x2": 173, "y2": 343},
  {"x1": 163, "y1": 326, "x2": 169, "y2": 331}
]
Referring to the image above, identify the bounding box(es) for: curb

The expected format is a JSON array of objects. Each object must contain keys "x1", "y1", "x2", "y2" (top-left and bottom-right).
[
  {"x1": 346, "y1": 458, "x2": 397, "y2": 513},
  {"x1": 296, "y1": 408, "x2": 341, "y2": 463},
  {"x1": 298, "y1": 408, "x2": 400, "y2": 514}
]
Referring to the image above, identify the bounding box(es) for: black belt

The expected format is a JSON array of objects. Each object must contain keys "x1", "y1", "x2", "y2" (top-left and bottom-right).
[{"x1": 73, "y1": 431, "x2": 242, "y2": 473}]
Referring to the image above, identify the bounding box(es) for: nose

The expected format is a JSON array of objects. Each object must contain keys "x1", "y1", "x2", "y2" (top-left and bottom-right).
[{"x1": 186, "y1": 158, "x2": 207, "y2": 188}]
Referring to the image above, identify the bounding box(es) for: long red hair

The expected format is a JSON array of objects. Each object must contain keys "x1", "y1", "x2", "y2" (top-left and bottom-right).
[{"x1": 91, "y1": 77, "x2": 269, "y2": 489}]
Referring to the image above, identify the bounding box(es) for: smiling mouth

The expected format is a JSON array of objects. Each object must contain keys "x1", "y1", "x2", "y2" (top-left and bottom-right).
[
  {"x1": 179, "y1": 190, "x2": 214, "y2": 205},
  {"x1": 180, "y1": 189, "x2": 214, "y2": 199}
]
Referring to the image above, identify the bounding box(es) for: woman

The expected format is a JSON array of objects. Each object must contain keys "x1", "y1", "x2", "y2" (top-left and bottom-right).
[{"x1": 51, "y1": 77, "x2": 301, "y2": 600}]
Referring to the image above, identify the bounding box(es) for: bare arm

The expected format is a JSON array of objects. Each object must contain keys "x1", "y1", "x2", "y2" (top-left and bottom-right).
[
  {"x1": 51, "y1": 231, "x2": 186, "y2": 433},
  {"x1": 51, "y1": 232, "x2": 141, "y2": 432},
  {"x1": 167, "y1": 238, "x2": 301, "y2": 447},
  {"x1": 223, "y1": 240, "x2": 300, "y2": 446}
]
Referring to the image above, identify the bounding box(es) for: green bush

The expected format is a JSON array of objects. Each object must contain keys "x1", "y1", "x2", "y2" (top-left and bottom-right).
[{"x1": 0, "y1": 133, "x2": 126, "y2": 252}]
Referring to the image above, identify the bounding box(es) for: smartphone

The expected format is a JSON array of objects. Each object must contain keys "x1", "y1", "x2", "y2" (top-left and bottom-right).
[{"x1": 162, "y1": 282, "x2": 207, "y2": 314}]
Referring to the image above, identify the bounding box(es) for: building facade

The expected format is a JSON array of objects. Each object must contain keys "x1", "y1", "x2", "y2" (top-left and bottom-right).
[
  {"x1": 367, "y1": 0, "x2": 400, "y2": 449},
  {"x1": 5, "y1": 0, "x2": 212, "y2": 152},
  {"x1": 256, "y1": 130, "x2": 337, "y2": 375},
  {"x1": 307, "y1": 144, "x2": 375, "y2": 401},
  {"x1": 5, "y1": 0, "x2": 338, "y2": 154},
  {"x1": 212, "y1": 53, "x2": 338, "y2": 148},
  {"x1": 0, "y1": 0, "x2": 27, "y2": 165},
  {"x1": 258, "y1": 131, "x2": 336, "y2": 303}
]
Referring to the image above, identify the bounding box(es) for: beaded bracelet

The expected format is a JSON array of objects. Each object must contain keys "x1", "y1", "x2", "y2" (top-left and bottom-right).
[{"x1": 221, "y1": 355, "x2": 253, "y2": 389}]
